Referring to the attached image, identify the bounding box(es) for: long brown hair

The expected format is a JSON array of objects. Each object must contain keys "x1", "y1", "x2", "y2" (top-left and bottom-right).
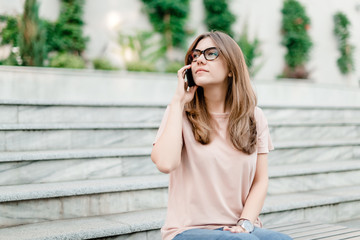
[{"x1": 184, "y1": 31, "x2": 258, "y2": 154}]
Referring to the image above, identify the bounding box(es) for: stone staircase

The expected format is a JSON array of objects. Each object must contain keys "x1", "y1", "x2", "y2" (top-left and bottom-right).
[{"x1": 0, "y1": 100, "x2": 360, "y2": 240}]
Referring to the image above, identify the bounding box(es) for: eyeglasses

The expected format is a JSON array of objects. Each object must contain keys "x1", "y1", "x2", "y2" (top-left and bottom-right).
[{"x1": 189, "y1": 47, "x2": 220, "y2": 62}]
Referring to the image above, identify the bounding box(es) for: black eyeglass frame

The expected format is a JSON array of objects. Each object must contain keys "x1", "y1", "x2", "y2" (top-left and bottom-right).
[{"x1": 189, "y1": 47, "x2": 220, "y2": 62}]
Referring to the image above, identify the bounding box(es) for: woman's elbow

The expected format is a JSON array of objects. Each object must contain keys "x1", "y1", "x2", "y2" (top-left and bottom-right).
[{"x1": 151, "y1": 150, "x2": 175, "y2": 174}]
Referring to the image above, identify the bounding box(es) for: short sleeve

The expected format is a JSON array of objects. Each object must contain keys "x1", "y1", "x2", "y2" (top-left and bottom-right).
[
  {"x1": 255, "y1": 107, "x2": 274, "y2": 154},
  {"x1": 152, "y1": 105, "x2": 171, "y2": 146}
]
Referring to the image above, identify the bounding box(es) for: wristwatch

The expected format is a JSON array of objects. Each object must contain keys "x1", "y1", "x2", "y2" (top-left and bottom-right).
[{"x1": 236, "y1": 219, "x2": 254, "y2": 233}]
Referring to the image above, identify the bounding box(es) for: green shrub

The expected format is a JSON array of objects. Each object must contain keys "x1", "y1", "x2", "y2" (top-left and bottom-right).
[
  {"x1": 50, "y1": 53, "x2": 85, "y2": 69},
  {"x1": 93, "y1": 58, "x2": 119, "y2": 70},
  {"x1": 333, "y1": 12, "x2": 355, "y2": 75},
  {"x1": 281, "y1": 0, "x2": 312, "y2": 78},
  {"x1": 0, "y1": 15, "x2": 19, "y2": 46},
  {"x1": 165, "y1": 61, "x2": 183, "y2": 73},
  {"x1": 203, "y1": 0, "x2": 235, "y2": 37},
  {"x1": 126, "y1": 61, "x2": 156, "y2": 72},
  {"x1": 141, "y1": 0, "x2": 190, "y2": 50},
  {"x1": 51, "y1": 0, "x2": 88, "y2": 54}
]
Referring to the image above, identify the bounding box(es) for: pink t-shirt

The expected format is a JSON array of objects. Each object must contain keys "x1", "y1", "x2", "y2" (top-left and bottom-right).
[{"x1": 153, "y1": 106, "x2": 274, "y2": 240}]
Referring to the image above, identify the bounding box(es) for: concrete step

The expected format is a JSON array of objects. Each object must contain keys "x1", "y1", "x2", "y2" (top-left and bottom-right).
[
  {"x1": 0, "y1": 100, "x2": 165, "y2": 124},
  {"x1": 1, "y1": 185, "x2": 360, "y2": 239},
  {"x1": 0, "y1": 208, "x2": 165, "y2": 240},
  {"x1": 268, "y1": 159, "x2": 360, "y2": 194},
  {"x1": 269, "y1": 120, "x2": 360, "y2": 142},
  {"x1": 270, "y1": 139, "x2": 360, "y2": 165},
  {"x1": 1, "y1": 164, "x2": 360, "y2": 228},
  {"x1": 263, "y1": 106, "x2": 360, "y2": 123},
  {"x1": 0, "y1": 138, "x2": 359, "y2": 185},
  {"x1": 266, "y1": 221, "x2": 360, "y2": 240},
  {"x1": 2, "y1": 156, "x2": 359, "y2": 191},
  {"x1": 0, "y1": 175, "x2": 168, "y2": 228},
  {"x1": 261, "y1": 185, "x2": 360, "y2": 225},
  {"x1": 0, "y1": 123, "x2": 158, "y2": 151},
  {"x1": 2, "y1": 119, "x2": 360, "y2": 146},
  {"x1": 338, "y1": 218, "x2": 360, "y2": 229},
  {"x1": 0, "y1": 148, "x2": 157, "y2": 186},
  {"x1": 0, "y1": 120, "x2": 359, "y2": 151},
  {"x1": 1, "y1": 100, "x2": 360, "y2": 125}
]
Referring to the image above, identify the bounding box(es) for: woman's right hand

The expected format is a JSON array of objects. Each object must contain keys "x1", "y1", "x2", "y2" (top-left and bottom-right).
[{"x1": 173, "y1": 65, "x2": 198, "y2": 105}]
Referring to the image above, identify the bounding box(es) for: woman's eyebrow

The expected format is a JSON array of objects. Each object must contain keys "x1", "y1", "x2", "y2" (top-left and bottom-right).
[{"x1": 193, "y1": 47, "x2": 216, "y2": 51}]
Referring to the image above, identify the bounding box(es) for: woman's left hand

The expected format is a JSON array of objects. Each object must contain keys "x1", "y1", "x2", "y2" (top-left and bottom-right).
[{"x1": 223, "y1": 226, "x2": 248, "y2": 233}]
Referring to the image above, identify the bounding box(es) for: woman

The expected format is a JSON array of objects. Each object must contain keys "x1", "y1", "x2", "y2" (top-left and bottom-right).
[{"x1": 151, "y1": 31, "x2": 292, "y2": 240}]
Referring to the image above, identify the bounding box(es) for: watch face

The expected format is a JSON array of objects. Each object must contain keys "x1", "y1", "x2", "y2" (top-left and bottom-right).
[{"x1": 241, "y1": 220, "x2": 254, "y2": 232}]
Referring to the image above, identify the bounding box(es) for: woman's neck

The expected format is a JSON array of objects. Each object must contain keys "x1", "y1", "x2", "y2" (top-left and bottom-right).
[{"x1": 203, "y1": 85, "x2": 229, "y2": 113}]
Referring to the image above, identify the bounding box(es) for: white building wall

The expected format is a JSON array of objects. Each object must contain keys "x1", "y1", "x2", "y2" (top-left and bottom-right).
[{"x1": 0, "y1": 0, "x2": 359, "y2": 87}]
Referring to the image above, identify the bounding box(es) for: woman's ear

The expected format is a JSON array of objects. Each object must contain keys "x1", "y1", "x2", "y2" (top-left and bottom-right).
[{"x1": 228, "y1": 72, "x2": 233, "y2": 77}]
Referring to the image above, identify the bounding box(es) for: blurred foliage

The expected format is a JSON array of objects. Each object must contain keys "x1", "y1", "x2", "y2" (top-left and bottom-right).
[
  {"x1": 93, "y1": 57, "x2": 120, "y2": 70},
  {"x1": 119, "y1": 31, "x2": 164, "y2": 63},
  {"x1": 333, "y1": 12, "x2": 355, "y2": 75},
  {"x1": 0, "y1": 52, "x2": 19, "y2": 65},
  {"x1": 203, "y1": 0, "x2": 235, "y2": 37},
  {"x1": 119, "y1": 31, "x2": 164, "y2": 72},
  {"x1": 18, "y1": 0, "x2": 47, "y2": 66},
  {"x1": 126, "y1": 61, "x2": 156, "y2": 72},
  {"x1": 0, "y1": 15, "x2": 19, "y2": 46},
  {"x1": 0, "y1": 0, "x2": 88, "y2": 68},
  {"x1": 165, "y1": 61, "x2": 182, "y2": 73},
  {"x1": 50, "y1": 52, "x2": 85, "y2": 68},
  {"x1": 50, "y1": 0, "x2": 89, "y2": 55},
  {"x1": 236, "y1": 24, "x2": 262, "y2": 77},
  {"x1": 141, "y1": 0, "x2": 190, "y2": 54},
  {"x1": 281, "y1": 0, "x2": 312, "y2": 78}
]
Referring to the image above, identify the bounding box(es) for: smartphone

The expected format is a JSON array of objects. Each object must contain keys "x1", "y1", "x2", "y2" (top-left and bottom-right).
[{"x1": 185, "y1": 69, "x2": 196, "y2": 87}]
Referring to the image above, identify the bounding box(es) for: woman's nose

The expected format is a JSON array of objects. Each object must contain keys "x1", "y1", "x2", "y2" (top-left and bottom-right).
[{"x1": 196, "y1": 53, "x2": 207, "y2": 64}]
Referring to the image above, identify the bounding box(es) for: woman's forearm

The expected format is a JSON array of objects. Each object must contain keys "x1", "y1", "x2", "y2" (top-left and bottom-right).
[
  {"x1": 240, "y1": 178, "x2": 268, "y2": 223},
  {"x1": 240, "y1": 153, "x2": 269, "y2": 223}
]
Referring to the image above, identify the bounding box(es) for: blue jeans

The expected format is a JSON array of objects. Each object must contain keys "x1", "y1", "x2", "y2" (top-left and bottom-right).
[{"x1": 173, "y1": 227, "x2": 293, "y2": 240}]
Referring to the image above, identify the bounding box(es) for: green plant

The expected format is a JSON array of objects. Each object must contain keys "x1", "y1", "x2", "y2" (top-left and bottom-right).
[
  {"x1": 50, "y1": 52, "x2": 85, "y2": 69},
  {"x1": 0, "y1": 15, "x2": 19, "y2": 46},
  {"x1": 51, "y1": 0, "x2": 88, "y2": 55},
  {"x1": 141, "y1": 0, "x2": 190, "y2": 56},
  {"x1": 281, "y1": 0, "x2": 312, "y2": 78},
  {"x1": 237, "y1": 24, "x2": 262, "y2": 77},
  {"x1": 126, "y1": 61, "x2": 156, "y2": 72},
  {"x1": 203, "y1": 0, "x2": 236, "y2": 37},
  {"x1": 119, "y1": 31, "x2": 165, "y2": 72},
  {"x1": 93, "y1": 58, "x2": 119, "y2": 70},
  {"x1": 119, "y1": 31, "x2": 164, "y2": 63},
  {"x1": 18, "y1": 0, "x2": 47, "y2": 66},
  {"x1": 333, "y1": 12, "x2": 355, "y2": 75}
]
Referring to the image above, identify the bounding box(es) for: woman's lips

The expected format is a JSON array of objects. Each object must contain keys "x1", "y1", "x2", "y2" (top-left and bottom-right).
[{"x1": 195, "y1": 69, "x2": 208, "y2": 74}]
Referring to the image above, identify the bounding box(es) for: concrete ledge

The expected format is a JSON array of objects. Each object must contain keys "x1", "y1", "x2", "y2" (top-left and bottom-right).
[
  {"x1": 0, "y1": 208, "x2": 166, "y2": 240},
  {"x1": 1, "y1": 170, "x2": 359, "y2": 209},
  {"x1": 1, "y1": 66, "x2": 360, "y2": 107},
  {"x1": 274, "y1": 139, "x2": 360, "y2": 149},
  {"x1": 269, "y1": 159, "x2": 360, "y2": 178},
  {"x1": 0, "y1": 138, "x2": 358, "y2": 163},
  {"x1": 0, "y1": 147, "x2": 152, "y2": 162},
  {"x1": 1, "y1": 120, "x2": 360, "y2": 131},
  {"x1": 263, "y1": 185, "x2": 360, "y2": 213},
  {"x1": 0, "y1": 122, "x2": 159, "y2": 130},
  {"x1": 0, "y1": 205, "x2": 359, "y2": 240},
  {"x1": 1, "y1": 98, "x2": 360, "y2": 110},
  {"x1": 0, "y1": 175, "x2": 168, "y2": 202},
  {"x1": 0, "y1": 98, "x2": 167, "y2": 107}
]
